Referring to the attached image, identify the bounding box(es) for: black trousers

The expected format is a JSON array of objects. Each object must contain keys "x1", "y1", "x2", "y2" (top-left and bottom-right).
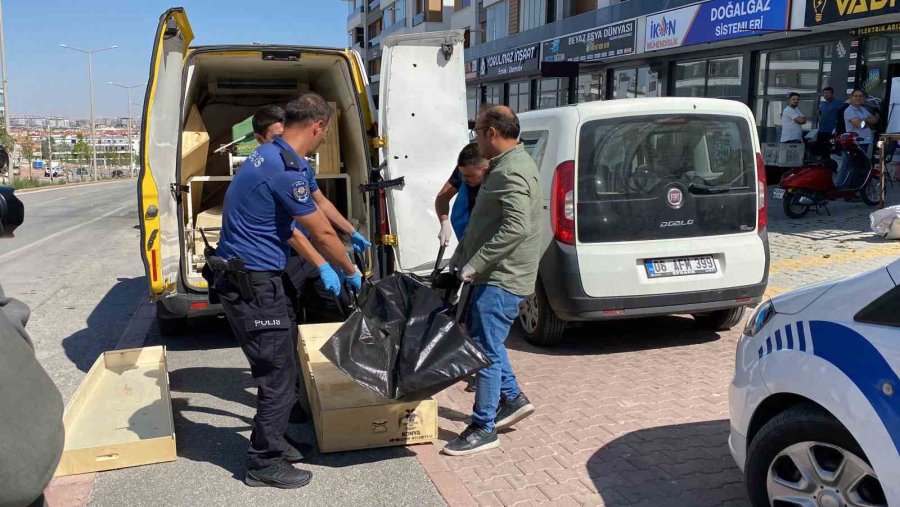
[
  {"x1": 284, "y1": 255, "x2": 352, "y2": 323},
  {"x1": 212, "y1": 270, "x2": 299, "y2": 470}
]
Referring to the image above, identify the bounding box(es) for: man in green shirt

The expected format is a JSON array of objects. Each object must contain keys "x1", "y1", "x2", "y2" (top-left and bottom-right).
[{"x1": 443, "y1": 106, "x2": 542, "y2": 456}]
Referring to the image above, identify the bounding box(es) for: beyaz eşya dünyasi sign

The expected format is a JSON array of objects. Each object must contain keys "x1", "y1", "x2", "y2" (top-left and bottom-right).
[
  {"x1": 645, "y1": 0, "x2": 790, "y2": 52},
  {"x1": 542, "y1": 19, "x2": 637, "y2": 63}
]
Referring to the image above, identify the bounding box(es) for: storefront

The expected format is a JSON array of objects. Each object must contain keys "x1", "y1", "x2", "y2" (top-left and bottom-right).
[{"x1": 463, "y1": 0, "x2": 900, "y2": 139}]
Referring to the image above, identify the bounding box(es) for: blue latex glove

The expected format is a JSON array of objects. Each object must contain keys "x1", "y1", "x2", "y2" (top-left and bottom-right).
[
  {"x1": 317, "y1": 263, "x2": 341, "y2": 297},
  {"x1": 350, "y1": 231, "x2": 372, "y2": 253},
  {"x1": 345, "y1": 269, "x2": 363, "y2": 293}
]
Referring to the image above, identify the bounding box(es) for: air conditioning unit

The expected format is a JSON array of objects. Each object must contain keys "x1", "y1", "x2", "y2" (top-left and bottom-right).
[{"x1": 207, "y1": 79, "x2": 310, "y2": 96}]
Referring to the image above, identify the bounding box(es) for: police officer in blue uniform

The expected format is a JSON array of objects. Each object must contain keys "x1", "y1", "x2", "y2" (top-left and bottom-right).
[{"x1": 211, "y1": 93, "x2": 360, "y2": 489}]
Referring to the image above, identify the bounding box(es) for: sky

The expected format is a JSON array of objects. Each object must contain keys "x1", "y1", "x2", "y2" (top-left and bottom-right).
[{"x1": 3, "y1": 0, "x2": 348, "y2": 118}]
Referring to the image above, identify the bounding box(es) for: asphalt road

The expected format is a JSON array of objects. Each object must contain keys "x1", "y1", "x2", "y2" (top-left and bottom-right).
[{"x1": 4, "y1": 180, "x2": 443, "y2": 506}]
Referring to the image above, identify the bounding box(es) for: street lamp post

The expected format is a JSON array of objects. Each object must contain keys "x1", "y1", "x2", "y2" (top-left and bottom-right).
[
  {"x1": 0, "y1": 0, "x2": 10, "y2": 133},
  {"x1": 60, "y1": 43, "x2": 117, "y2": 181},
  {"x1": 108, "y1": 82, "x2": 144, "y2": 177}
]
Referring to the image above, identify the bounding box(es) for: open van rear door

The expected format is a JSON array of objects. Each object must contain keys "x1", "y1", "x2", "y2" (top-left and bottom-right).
[
  {"x1": 138, "y1": 8, "x2": 193, "y2": 298},
  {"x1": 379, "y1": 31, "x2": 468, "y2": 272}
]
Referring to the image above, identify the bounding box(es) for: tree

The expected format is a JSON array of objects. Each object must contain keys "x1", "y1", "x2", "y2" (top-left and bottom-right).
[
  {"x1": 20, "y1": 136, "x2": 35, "y2": 163},
  {"x1": 72, "y1": 133, "x2": 92, "y2": 165},
  {"x1": 0, "y1": 126, "x2": 14, "y2": 152}
]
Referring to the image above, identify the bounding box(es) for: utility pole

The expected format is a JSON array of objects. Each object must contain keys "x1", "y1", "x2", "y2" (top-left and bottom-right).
[
  {"x1": 108, "y1": 82, "x2": 143, "y2": 178},
  {"x1": 60, "y1": 44, "x2": 117, "y2": 181},
  {"x1": 0, "y1": 0, "x2": 10, "y2": 133}
]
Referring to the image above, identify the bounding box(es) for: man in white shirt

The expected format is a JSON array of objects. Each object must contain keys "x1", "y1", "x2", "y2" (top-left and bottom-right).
[
  {"x1": 780, "y1": 92, "x2": 807, "y2": 143},
  {"x1": 836, "y1": 89, "x2": 879, "y2": 187}
]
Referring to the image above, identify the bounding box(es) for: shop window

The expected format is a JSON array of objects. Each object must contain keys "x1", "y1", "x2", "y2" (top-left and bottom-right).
[
  {"x1": 467, "y1": 87, "x2": 479, "y2": 123},
  {"x1": 484, "y1": 84, "x2": 504, "y2": 108},
  {"x1": 576, "y1": 72, "x2": 603, "y2": 103},
  {"x1": 486, "y1": 1, "x2": 509, "y2": 42},
  {"x1": 538, "y1": 78, "x2": 568, "y2": 109},
  {"x1": 755, "y1": 45, "x2": 833, "y2": 143},
  {"x1": 509, "y1": 80, "x2": 532, "y2": 113},
  {"x1": 636, "y1": 67, "x2": 660, "y2": 98},
  {"x1": 677, "y1": 56, "x2": 743, "y2": 100},
  {"x1": 613, "y1": 68, "x2": 637, "y2": 99}
]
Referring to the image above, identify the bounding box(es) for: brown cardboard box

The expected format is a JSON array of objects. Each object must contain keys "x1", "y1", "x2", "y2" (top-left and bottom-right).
[
  {"x1": 314, "y1": 102, "x2": 341, "y2": 175},
  {"x1": 297, "y1": 323, "x2": 438, "y2": 453},
  {"x1": 55, "y1": 346, "x2": 176, "y2": 477}
]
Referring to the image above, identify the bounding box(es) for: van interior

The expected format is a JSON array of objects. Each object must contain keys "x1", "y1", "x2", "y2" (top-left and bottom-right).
[{"x1": 178, "y1": 50, "x2": 372, "y2": 290}]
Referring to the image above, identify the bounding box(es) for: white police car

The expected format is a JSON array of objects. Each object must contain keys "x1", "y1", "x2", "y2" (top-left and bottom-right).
[{"x1": 730, "y1": 258, "x2": 900, "y2": 506}]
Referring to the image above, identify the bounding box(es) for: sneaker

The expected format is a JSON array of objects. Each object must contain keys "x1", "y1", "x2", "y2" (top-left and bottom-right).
[
  {"x1": 441, "y1": 425, "x2": 499, "y2": 456},
  {"x1": 245, "y1": 459, "x2": 312, "y2": 489},
  {"x1": 282, "y1": 439, "x2": 304, "y2": 463},
  {"x1": 495, "y1": 393, "x2": 535, "y2": 431}
]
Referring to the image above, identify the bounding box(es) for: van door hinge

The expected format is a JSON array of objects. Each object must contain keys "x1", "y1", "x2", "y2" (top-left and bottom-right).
[
  {"x1": 371, "y1": 135, "x2": 387, "y2": 149},
  {"x1": 380, "y1": 234, "x2": 398, "y2": 246},
  {"x1": 170, "y1": 183, "x2": 189, "y2": 202}
]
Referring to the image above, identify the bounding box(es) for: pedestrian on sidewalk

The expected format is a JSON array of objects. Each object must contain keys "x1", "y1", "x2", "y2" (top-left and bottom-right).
[{"x1": 442, "y1": 106, "x2": 541, "y2": 456}]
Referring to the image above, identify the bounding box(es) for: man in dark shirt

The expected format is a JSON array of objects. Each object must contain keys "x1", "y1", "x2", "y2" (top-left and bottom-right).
[{"x1": 435, "y1": 143, "x2": 489, "y2": 246}]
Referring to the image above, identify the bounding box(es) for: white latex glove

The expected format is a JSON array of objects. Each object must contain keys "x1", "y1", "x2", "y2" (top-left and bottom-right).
[
  {"x1": 438, "y1": 219, "x2": 454, "y2": 247},
  {"x1": 459, "y1": 263, "x2": 476, "y2": 283}
]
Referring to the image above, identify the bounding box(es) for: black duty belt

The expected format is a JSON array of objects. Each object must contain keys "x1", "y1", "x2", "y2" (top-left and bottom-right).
[{"x1": 247, "y1": 270, "x2": 283, "y2": 281}]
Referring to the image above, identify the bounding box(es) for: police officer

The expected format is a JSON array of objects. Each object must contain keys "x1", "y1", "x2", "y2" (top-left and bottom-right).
[{"x1": 212, "y1": 93, "x2": 360, "y2": 489}]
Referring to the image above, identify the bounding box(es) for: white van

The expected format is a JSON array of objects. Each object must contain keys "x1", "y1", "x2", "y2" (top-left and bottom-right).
[
  {"x1": 517, "y1": 99, "x2": 770, "y2": 346},
  {"x1": 138, "y1": 8, "x2": 467, "y2": 333}
]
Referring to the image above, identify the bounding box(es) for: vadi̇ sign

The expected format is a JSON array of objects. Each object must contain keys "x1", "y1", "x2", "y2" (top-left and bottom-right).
[
  {"x1": 806, "y1": 0, "x2": 900, "y2": 26},
  {"x1": 644, "y1": 0, "x2": 790, "y2": 52}
]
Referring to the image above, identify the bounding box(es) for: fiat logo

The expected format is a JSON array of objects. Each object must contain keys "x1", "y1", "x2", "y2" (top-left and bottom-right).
[{"x1": 667, "y1": 188, "x2": 683, "y2": 209}]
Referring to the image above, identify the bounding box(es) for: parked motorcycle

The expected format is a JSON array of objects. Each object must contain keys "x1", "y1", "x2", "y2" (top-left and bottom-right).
[{"x1": 775, "y1": 131, "x2": 882, "y2": 219}]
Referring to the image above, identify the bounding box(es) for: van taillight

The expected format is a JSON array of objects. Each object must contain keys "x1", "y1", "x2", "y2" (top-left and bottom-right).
[
  {"x1": 755, "y1": 152, "x2": 767, "y2": 231},
  {"x1": 551, "y1": 160, "x2": 575, "y2": 245}
]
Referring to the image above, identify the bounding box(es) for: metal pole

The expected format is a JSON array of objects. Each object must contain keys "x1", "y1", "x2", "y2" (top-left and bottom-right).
[
  {"x1": 126, "y1": 89, "x2": 133, "y2": 176},
  {"x1": 0, "y1": 0, "x2": 10, "y2": 132},
  {"x1": 88, "y1": 52, "x2": 97, "y2": 180}
]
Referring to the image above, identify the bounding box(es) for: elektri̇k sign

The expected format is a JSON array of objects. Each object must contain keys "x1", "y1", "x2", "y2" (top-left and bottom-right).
[{"x1": 644, "y1": 0, "x2": 790, "y2": 52}]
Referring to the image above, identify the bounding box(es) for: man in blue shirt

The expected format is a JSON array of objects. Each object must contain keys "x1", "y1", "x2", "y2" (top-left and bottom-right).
[
  {"x1": 212, "y1": 93, "x2": 359, "y2": 489},
  {"x1": 815, "y1": 87, "x2": 842, "y2": 156}
]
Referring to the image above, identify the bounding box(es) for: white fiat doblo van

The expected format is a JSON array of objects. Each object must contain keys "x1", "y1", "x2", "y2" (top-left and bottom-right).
[
  {"x1": 517, "y1": 98, "x2": 769, "y2": 346},
  {"x1": 138, "y1": 8, "x2": 468, "y2": 333}
]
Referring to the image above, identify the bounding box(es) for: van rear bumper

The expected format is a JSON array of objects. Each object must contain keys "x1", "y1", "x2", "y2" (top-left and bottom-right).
[
  {"x1": 156, "y1": 292, "x2": 222, "y2": 320},
  {"x1": 540, "y1": 240, "x2": 768, "y2": 322}
]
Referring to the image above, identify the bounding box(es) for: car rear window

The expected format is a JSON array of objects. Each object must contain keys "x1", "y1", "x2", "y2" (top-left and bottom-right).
[
  {"x1": 575, "y1": 114, "x2": 758, "y2": 243},
  {"x1": 577, "y1": 114, "x2": 754, "y2": 202}
]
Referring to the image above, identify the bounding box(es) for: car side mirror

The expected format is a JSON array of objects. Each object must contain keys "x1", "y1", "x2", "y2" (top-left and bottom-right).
[{"x1": 0, "y1": 186, "x2": 24, "y2": 238}]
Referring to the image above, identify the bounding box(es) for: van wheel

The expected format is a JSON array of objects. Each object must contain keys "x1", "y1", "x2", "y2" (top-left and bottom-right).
[
  {"x1": 157, "y1": 315, "x2": 187, "y2": 336},
  {"x1": 692, "y1": 306, "x2": 745, "y2": 331},
  {"x1": 745, "y1": 404, "x2": 886, "y2": 507},
  {"x1": 783, "y1": 195, "x2": 809, "y2": 219},
  {"x1": 518, "y1": 282, "x2": 566, "y2": 347}
]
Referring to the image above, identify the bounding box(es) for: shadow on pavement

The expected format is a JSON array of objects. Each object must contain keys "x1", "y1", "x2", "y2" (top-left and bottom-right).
[
  {"x1": 588, "y1": 420, "x2": 749, "y2": 507},
  {"x1": 507, "y1": 315, "x2": 721, "y2": 356},
  {"x1": 61, "y1": 276, "x2": 147, "y2": 372}
]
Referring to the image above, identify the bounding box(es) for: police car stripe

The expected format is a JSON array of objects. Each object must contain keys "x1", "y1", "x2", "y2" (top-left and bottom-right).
[
  {"x1": 811, "y1": 320, "x2": 900, "y2": 454},
  {"x1": 797, "y1": 321, "x2": 807, "y2": 352},
  {"x1": 775, "y1": 329, "x2": 783, "y2": 351},
  {"x1": 785, "y1": 324, "x2": 794, "y2": 349},
  {"x1": 758, "y1": 346, "x2": 764, "y2": 359},
  {"x1": 766, "y1": 337, "x2": 772, "y2": 355}
]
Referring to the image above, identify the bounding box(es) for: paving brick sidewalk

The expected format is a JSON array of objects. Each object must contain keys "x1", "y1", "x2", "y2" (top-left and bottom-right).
[{"x1": 427, "y1": 183, "x2": 900, "y2": 506}]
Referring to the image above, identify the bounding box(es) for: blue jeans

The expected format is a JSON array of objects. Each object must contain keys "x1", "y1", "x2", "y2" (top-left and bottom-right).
[
  {"x1": 835, "y1": 144, "x2": 869, "y2": 188},
  {"x1": 467, "y1": 284, "x2": 524, "y2": 432}
]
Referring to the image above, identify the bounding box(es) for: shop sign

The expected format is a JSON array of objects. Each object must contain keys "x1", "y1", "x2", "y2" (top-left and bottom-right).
[
  {"x1": 806, "y1": 0, "x2": 899, "y2": 27},
  {"x1": 542, "y1": 19, "x2": 637, "y2": 63},
  {"x1": 478, "y1": 43, "x2": 541, "y2": 79},
  {"x1": 644, "y1": 0, "x2": 791, "y2": 52},
  {"x1": 852, "y1": 21, "x2": 900, "y2": 36}
]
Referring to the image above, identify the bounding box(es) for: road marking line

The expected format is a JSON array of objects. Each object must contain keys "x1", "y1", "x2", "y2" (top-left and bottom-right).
[
  {"x1": 0, "y1": 204, "x2": 132, "y2": 263},
  {"x1": 44, "y1": 186, "x2": 129, "y2": 204},
  {"x1": 770, "y1": 243, "x2": 900, "y2": 275}
]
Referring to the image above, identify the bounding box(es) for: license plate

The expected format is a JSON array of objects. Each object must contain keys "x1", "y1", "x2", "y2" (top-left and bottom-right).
[
  {"x1": 645, "y1": 256, "x2": 717, "y2": 278},
  {"x1": 772, "y1": 188, "x2": 785, "y2": 200}
]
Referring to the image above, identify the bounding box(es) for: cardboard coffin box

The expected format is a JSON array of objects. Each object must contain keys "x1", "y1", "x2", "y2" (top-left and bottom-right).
[
  {"x1": 55, "y1": 346, "x2": 176, "y2": 477},
  {"x1": 297, "y1": 323, "x2": 437, "y2": 453}
]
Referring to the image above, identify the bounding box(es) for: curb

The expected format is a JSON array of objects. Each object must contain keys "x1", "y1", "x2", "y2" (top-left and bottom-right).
[
  {"x1": 43, "y1": 297, "x2": 155, "y2": 507},
  {"x1": 413, "y1": 444, "x2": 478, "y2": 506}
]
